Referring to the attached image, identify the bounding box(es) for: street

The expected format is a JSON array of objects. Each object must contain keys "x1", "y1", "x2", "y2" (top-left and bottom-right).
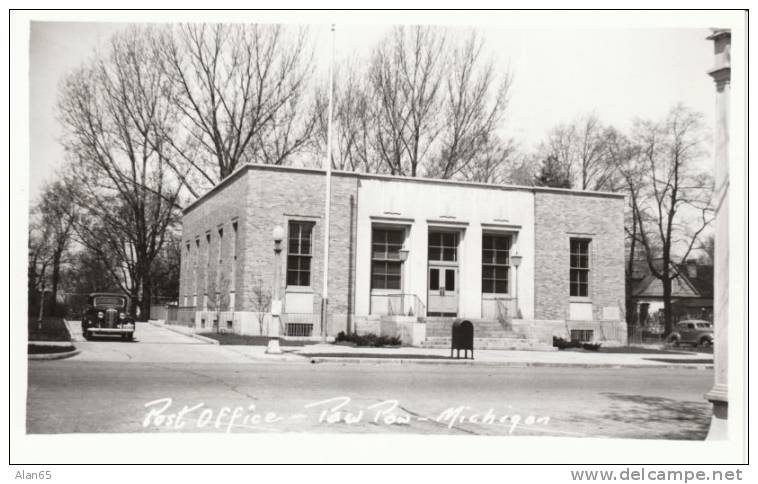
[{"x1": 26, "y1": 323, "x2": 713, "y2": 438}]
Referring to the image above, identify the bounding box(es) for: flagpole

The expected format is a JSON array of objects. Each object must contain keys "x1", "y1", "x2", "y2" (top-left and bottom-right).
[{"x1": 321, "y1": 24, "x2": 336, "y2": 342}]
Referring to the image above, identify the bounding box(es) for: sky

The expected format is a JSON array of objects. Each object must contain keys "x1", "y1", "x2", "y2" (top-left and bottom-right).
[{"x1": 28, "y1": 20, "x2": 716, "y2": 200}]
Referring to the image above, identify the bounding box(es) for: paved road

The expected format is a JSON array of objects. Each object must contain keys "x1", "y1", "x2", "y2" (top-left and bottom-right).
[{"x1": 27, "y1": 323, "x2": 713, "y2": 438}]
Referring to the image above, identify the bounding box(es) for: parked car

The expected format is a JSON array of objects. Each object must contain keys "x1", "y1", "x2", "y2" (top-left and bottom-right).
[
  {"x1": 667, "y1": 320, "x2": 713, "y2": 347},
  {"x1": 81, "y1": 293, "x2": 135, "y2": 341}
]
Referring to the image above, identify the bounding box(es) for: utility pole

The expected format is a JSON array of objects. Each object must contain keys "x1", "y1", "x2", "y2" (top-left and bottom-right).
[{"x1": 320, "y1": 23, "x2": 336, "y2": 343}]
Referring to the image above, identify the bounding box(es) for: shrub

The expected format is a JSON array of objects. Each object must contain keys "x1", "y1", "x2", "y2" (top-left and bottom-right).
[
  {"x1": 582, "y1": 342, "x2": 602, "y2": 351},
  {"x1": 335, "y1": 331, "x2": 401, "y2": 347}
]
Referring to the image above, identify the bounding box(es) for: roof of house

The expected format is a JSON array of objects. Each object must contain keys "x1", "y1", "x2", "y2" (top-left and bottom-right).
[
  {"x1": 182, "y1": 162, "x2": 625, "y2": 215},
  {"x1": 630, "y1": 258, "x2": 713, "y2": 300}
]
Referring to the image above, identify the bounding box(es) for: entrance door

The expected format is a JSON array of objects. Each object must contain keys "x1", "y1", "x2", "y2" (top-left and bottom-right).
[{"x1": 428, "y1": 265, "x2": 458, "y2": 316}]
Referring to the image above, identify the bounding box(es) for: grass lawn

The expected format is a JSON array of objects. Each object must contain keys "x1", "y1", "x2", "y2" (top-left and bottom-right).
[
  {"x1": 28, "y1": 317, "x2": 71, "y2": 342},
  {"x1": 557, "y1": 345, "x2": 710, "y2": 355},
  {"x1": 302, "y1": 352, "x2": 449, "y2": 360},
  {"x1": 197, "y1": 332, "x2": 311, "y2": 346}
]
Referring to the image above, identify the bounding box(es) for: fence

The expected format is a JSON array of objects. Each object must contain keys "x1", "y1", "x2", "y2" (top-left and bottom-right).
[{"x1": 166, "y1": 306, "x2": 196, "y2": 327}]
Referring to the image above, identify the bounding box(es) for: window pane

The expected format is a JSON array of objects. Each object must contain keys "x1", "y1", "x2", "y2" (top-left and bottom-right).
[
  {"x1": 579, "y1": 255, "x2": 589, "y2": 268},
  {"x1": 495, "y1": 250, "x2": 509, "y2": 265},
  {"x1": 495, "y1": 236, "x2": 510, "y2": 251},
  {"x1": 445, "y1": 270, "x2": 455, "y2": 291},
  {"x1": 386, "y1": 262, "x2": 401, "y2": 275},
  {"x1": 372, "y1": 244, "x2": 385, "y2": 260},
  {"x1": 288, "y1": 238, "x2": 299, "y2": 254},
  {"x1": 483, "y1": 249, "x2": 494, "y2": 264},
  {"x1": 495, "y1": 280, "x2": 508, "y2": 294},
  {"x1": 299, "y1": 271, "x2": 310, "y2": 287},
  {"x1": 387, "y1": 275, "x2": 401, "y2": 290},
  {"x1": 482, "y1": 265, "x2": 494, "y2": 279},
  {"x1": 372, "y1": 261, "x2": 385, "y2": 275},
  {"x1": 387, "y1": 230, "x2": 403, "y2": 245},
  {"x1": 429, "y1": 232, "x2": 441, "y2": 246},
  {"x1": 579, "y1": 270, "x2": 588, "y2": 284},
  {"x1": 300, "y1": 257, "x2": 311, "y2": 272},
  {"x1": 483, "y1": 235, "x2": 493, "y2": 250},
  {"x1": 287, "y1": 255, "x2": 299, "y2": 272},
  {"x1": 443, "y1": 248, "x2": 456, "y2": 261},
  {"x1": 371, "y1": 275, "x2": 385, "y2": 289},
  {"x1": 482, "y1": 279, "x2": 494, "y2": 293},
  {"x1": 429, "y1": 268, "x2": 439, "y2": 290},
  {"x1": 300, "y1": 237, "x2": 311, "y2": 255},
  {"x1": 386, "y1": 244, "x2": 401, "y2": 259},
  {"x1": 428, "y1": 247, "x2": 441, "y2": 261},
  {"x1": 287, "y1": 271, "x2": 299, "y2": 286}
]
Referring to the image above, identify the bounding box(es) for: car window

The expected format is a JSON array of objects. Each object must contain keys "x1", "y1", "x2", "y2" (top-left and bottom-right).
[
  {"x1": 93, "y1": 296, "x2": 126, "y2": 307},
  {"x1": 687, "y1": 323, "x2": 695, "y2": 329},
  {"x1": 696, "y1": 323, "x2": 712, "y2": 328}
]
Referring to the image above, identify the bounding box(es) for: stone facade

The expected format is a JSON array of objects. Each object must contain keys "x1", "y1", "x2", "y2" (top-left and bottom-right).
[
  {"x1": 534, "y1": 191, "x2": 626, "y2": 343},
  {"x1": 178, "y1": 164, "x2": 626, "y2": 345},
  {"x1": 180, "y1": 166, "x2": 358, "y2": 336}
]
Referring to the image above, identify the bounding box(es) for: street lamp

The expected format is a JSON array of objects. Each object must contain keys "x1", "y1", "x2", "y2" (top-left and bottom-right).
[
  {"x1": 266, "y1": 225, "x2": 284, "y2": 354},
  {"x1": 510, "y1": 251, "x2": 523, "y2": 319}
]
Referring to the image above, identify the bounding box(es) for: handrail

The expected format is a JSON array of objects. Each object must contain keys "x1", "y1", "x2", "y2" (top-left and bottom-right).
[{"x1": 380, "y1": 293, "x2": 426, "y2": 318}]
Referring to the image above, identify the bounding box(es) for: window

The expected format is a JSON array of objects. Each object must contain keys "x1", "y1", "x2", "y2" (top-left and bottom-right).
[
  {"x1": 570, "y1": 238, "x2": 590, "y2": 297},
  {"x1": 231, "y1": 221, "x2": 238, "y2": 261},
  {"x1": 570, "y1": 329, "x2": 593, "y2": 342},
  {"x1": 217, "y1": 227, "x2": 224, "y2": 265},
  {"x1": 428, "y1": 232, "x2": 458, "y2": 262},
  {"x1": 482, "y1": 234, "x2": 511, "y2": 294},
  {"x1": 371, "y1": 228, "x2": 404, "y2": 290},
  {"x1": 287, "y1": 221, "x2": 314, "y2": 286}
]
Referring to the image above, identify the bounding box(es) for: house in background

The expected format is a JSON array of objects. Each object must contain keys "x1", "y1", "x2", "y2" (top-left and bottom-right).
[
  {"x1": 176, "y1": 163, "x2": 627, "y2": 348},
  {"x1": 629, "y1": 258, "x2": 714, "y2": 332}
]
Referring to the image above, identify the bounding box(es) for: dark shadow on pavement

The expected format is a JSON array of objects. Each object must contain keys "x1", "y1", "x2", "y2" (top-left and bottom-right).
[{"x1": 600, "y1": 392, "x2": 711, "y2": 440}]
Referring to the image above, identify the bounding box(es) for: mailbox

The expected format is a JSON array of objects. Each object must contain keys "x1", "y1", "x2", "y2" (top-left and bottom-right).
[{"x1": 451, "y1": 319, "x2": 474, "y2": 359}]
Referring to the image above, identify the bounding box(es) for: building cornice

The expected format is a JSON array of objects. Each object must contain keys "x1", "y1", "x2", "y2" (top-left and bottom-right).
[{"x1": 183, "y1": 162, "x2": 625, "y2": 215}]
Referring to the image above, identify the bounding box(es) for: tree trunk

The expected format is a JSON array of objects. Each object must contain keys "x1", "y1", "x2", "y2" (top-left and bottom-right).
[
  {"x1": 140, "y1": 276, "x2": 152, "y2": 322},
  {"x1": 51, "y1": 250, "x2": 62, "y2": 317},
  {"x1": 662, "y1": 276, "x2": 673, "y2": 336}
]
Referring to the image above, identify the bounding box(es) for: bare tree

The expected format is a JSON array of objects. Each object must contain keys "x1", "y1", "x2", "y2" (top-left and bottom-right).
[
  {"x1": 429, "y1": 31, "x2": 512, "y2": 179},
  {"x1": 58, "y1": 26, "x2": 183, "y2": 319},
  {"x1": 34, "y1": 181, "x2": 77, "y2": 316},
  {"x1": 457, "y1": 135, "x2": 518, "y2": 184},
  {"x1": 313, "y1": 60, "x2": 379, "y2": 173},
  {"x1": 160, "y1": 24, "x2": 314, "y2": 187},
  {"x1": 248, "y1": 275, "x2": 272, "y2": 336},
  {"x1": 607, "y1": 130, "x2": 644, "y2": 330},
  {"x1": 369, "y1": 26, "x2": 447, "y2": 176},
  {"x1": 629, "y1": 104, "x2": 714, "y2": 335},
  {"x1": 540, "y1": 113, "x2": 616, "y2": 191},
  {"x1": 28, "y1": 217, "x2": 55, "y2": 320}
]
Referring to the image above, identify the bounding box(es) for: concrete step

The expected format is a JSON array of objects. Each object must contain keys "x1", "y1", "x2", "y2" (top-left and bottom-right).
[
  {"x1": 425, "y1": 329, "x2": 523, "y2": 338},
  {"x1": 420, "y1": 337, "x2": 555, "y2": 351}
]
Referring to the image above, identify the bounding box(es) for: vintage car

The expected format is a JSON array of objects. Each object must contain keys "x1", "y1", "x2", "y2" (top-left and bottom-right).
[
  {"x1": 81, "y1": 292, "x2": 135, "y2": 341},
  {"x1": 667, "y1": 320, "x2": 713, "y2": 347}
]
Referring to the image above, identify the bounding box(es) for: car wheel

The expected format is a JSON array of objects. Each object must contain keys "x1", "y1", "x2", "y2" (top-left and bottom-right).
[
  {"x1": 700, "y1": 338, "x2": 713, "y2": 348},
  {"x1": 667, "y1": 335, "x2": 680, "y2": 347}
]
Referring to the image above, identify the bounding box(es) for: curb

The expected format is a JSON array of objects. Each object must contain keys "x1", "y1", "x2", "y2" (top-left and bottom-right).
[
  {"x1": 147, "y1": 320, "x2": 219, "y2": 345},
  {"x1": 28, "y1": 348, "x2": 81, "y2": 361},
  {"x1": 306, "y1": 356, "x2": 713, "y2": 370}
]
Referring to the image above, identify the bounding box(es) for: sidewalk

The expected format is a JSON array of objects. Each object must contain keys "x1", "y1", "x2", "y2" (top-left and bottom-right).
[{"x1": 291, "y1": 343, "x2": 714, "y2": 369}]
